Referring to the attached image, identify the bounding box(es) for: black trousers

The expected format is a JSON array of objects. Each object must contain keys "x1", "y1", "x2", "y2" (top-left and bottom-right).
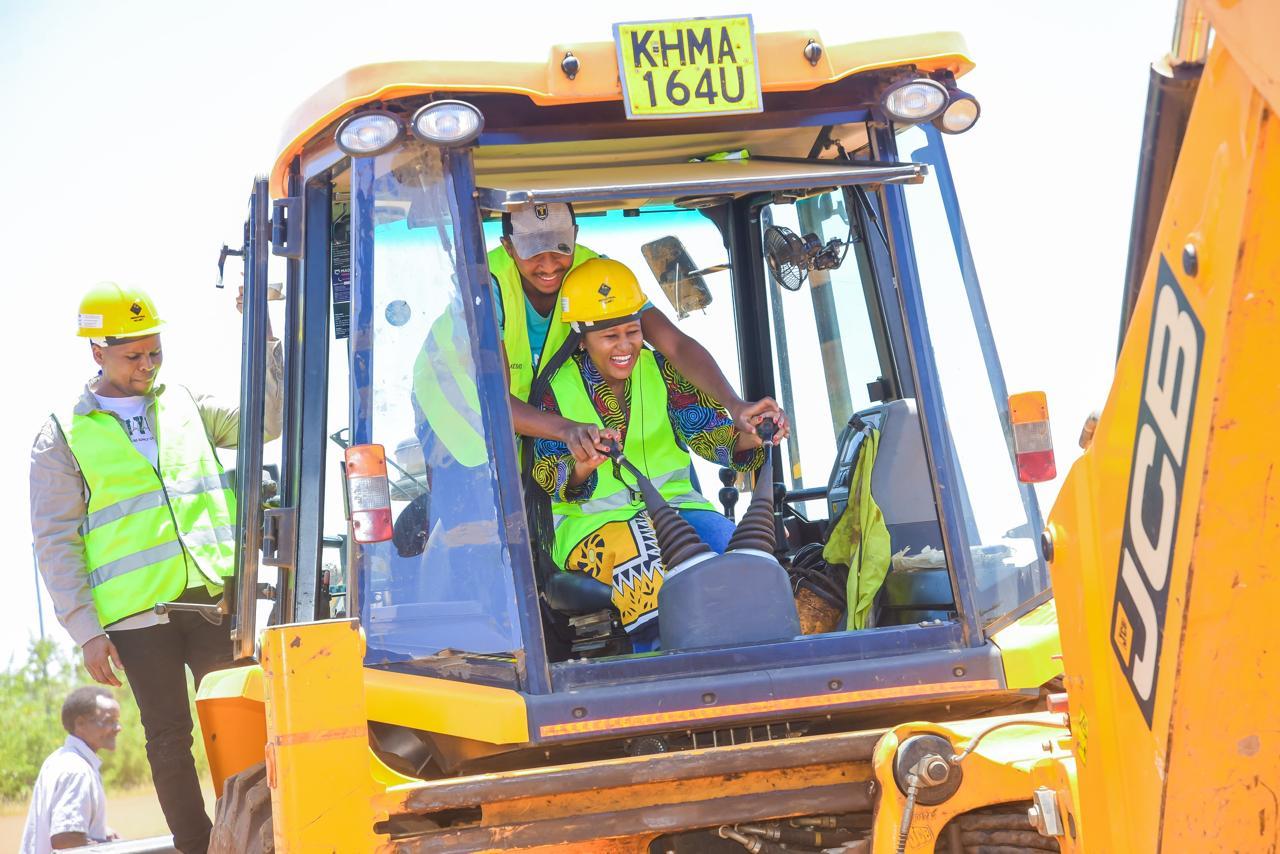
[{"x1": 109, "y1": 588, "x2": 234, "y2": 854}]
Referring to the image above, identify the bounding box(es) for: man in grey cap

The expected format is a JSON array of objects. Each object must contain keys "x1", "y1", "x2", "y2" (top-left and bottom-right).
[{"x1": 488, "y1": 202, "x2": 787, "y2": 465}]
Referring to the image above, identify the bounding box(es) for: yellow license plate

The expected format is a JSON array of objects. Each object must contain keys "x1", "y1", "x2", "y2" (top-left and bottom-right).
[{"x1": 614, "y1": 15, "x2": 763, "y2": 120}]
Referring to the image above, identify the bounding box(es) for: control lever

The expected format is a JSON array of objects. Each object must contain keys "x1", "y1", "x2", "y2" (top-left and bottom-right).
[
  {"x1": 718, "y1": 467, "x2": 739, "y2": 520},
  {"x1": 601, "y1": 438, "x2": 644, "y2": 481},
  {"x1": 154, "y1": 597, "x2": 227, "y2": 626}
]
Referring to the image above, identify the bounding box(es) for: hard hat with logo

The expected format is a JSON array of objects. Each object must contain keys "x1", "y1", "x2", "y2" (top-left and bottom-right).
[
  {"x1": 77, "y1": 282, "x2": 165, "y2": 342},
  {"x1": 560, "y1": 258, "x2": 647, "y2": 332}
]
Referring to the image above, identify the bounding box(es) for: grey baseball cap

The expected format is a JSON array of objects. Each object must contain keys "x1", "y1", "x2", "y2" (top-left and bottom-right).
[{"x1": 507, "y1": 202, "x2": 576, "y2": 258}]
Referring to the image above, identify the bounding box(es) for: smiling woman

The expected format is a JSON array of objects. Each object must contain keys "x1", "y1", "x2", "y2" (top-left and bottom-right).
[{"x1": 531, "y1": 258, "x2": 772, "y2": 650}]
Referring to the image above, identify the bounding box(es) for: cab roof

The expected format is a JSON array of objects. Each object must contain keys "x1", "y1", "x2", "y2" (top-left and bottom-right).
[{"x1": 273, "y1": 29, "x2": 973, "y2": 196}]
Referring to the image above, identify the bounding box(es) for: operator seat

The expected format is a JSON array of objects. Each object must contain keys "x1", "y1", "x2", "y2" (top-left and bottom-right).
[{"x1": 829, "y1": 399, "x2": 953, "y2": 624}]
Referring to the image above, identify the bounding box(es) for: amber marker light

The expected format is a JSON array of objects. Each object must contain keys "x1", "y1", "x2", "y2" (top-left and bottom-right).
[
  {"x1": 345, "y1": 444, "x2": 393, "y2": 543},
  {"x1": 1009, "y1": 391, "x2": 1057, "y2": 483}
]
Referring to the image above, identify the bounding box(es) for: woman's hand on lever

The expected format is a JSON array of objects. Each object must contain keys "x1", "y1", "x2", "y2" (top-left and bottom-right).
[
  {"x1": 565, "y1": 425, "x2": 621, "y2": 486},
  {"x1": 562, "y1": 423, "x2": 621, "y2": 468},
  {"x1": 735, "y1": 398, "x2": 790, "y2": 449}
]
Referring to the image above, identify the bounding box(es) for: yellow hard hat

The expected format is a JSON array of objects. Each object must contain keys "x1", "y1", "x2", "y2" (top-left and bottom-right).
[
  {"x1": 560, "y1": 258, "x2": 647, "y2": 331},
  {"x1": 77, "y1": 282, "x2": 164, "y2": 341}
]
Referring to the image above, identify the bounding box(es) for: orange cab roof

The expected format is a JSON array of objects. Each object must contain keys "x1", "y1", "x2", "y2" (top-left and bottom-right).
[{"x1": 272, "y1": 29, "x2": 972, "y2": 196}]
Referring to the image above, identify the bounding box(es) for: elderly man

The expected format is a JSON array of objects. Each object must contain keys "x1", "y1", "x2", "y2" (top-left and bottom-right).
[{"x1": 21, "y1": 686, "x2": 122, "y2": 853}]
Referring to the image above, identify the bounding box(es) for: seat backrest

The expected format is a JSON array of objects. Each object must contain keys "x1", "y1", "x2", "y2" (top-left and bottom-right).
[
  {"x1": 828, "y1": 399, "x2": 944, "y2": 557},
  {"x1": 868, "y1": 399, "x2": 944, "y2": 557}
]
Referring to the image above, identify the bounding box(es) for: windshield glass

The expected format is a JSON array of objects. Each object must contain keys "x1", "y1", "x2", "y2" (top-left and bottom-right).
[
  {"x1": 899, "y1": 124, "x2": 1049, "y2": 626},
  {"x1": 349, "y1": 143, "x2": 523, "y2": 664},
  {"x1": 481, "y1": 206, "x2": 736, "y2": 495}
]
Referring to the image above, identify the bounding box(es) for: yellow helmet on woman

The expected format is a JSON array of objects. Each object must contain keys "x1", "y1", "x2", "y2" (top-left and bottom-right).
[
  {"x1": 77, "y1": 282, "x2": 164, "y2": 342},
  {"x1": 559, "y1": 258, "x2": 647, "y2": 332}
]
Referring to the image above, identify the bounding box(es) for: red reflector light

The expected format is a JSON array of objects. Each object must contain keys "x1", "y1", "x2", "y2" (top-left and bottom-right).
[
  {"x1": 345, "y1": 444, "x2": 393, "y2": 544},
  {"x1": 1009, "y1": 391, "x2": 1057, "y2": 483},
  {"x1": 1046, "y1": 692, "x2": 1070, "y2": 715},
  {"x1": 1017, "y1": 449, "x2": 1058, "y2": 482}
]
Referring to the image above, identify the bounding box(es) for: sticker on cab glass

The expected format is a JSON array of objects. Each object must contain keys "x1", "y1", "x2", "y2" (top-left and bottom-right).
[{"x1": 614, "y1": 15, "x2": 763, "y2": 120}]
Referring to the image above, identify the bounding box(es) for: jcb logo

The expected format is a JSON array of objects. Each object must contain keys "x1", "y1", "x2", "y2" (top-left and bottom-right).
[{"x1": 1111, "y1": 257, "x2": 1203, "y2": 725}]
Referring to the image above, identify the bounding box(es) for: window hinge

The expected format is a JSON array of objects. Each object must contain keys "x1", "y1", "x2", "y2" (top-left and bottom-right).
[
  {"x1": 261, "y1": 506, "x2": 296, "y2": 569},
  {"x1": 271, "y1": 196, "x2": 302, "y2": 259}
]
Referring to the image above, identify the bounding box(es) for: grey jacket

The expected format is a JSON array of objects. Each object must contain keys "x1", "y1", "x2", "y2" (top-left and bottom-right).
[{"x1": 29, "y1": 339, "x2": 284, "y2": 646}]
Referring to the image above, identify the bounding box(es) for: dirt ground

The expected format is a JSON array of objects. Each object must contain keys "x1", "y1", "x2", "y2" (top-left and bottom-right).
[{"x1": 0, "y1": 782, "x2": 215, "y2": 849}]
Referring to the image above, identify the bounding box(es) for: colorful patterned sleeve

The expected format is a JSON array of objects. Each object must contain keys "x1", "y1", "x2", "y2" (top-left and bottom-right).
[
  {"x1": 654, "y1": 352, "x2": 763, "y2": 473},
  {"x1": 532, "y1": 386, "x2": 598, "y2": 503}
]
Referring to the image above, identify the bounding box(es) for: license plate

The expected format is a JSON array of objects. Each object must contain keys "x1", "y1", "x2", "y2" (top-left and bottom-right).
[{"x1": 614, "y1": 15, "x2": 764, "y2": 120}]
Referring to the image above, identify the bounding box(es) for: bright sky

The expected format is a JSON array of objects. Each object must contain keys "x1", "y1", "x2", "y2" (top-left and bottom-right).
[{"x1": 0, "y1": 0, "x2": 1170, "y2": 664}]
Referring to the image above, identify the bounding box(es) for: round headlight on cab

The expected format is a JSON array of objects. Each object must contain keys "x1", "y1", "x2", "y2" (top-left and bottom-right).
[
  {"x1": 880, "y1": 78, "x2": 948, "y2": 124},
  {"x1": 411, "y1": 101, "x2": 485, "y2": 146},
  {"x1": 933, "y1": 90, "x2": 981, "y2": 134},
  {"x1": 335, "y1": 111, "x2": 403, "y2": 157}
]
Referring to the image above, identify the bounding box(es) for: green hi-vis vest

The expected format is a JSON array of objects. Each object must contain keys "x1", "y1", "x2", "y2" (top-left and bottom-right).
[
  {"x1": 55, "y1": 387, "x2": 236, "y2": 626},
  {"x1": 412, "y1": 245, "x2": 599, "y2": 467},
  {"x1": 549, "y1": 349, "x2": 713, "y2": 568},
  {"x1": 821, "y1": 427, "x2": 891, "y2": 630},
  {"x1": 488, "y1": 243, "x2": 598, "y2": 406},
  {"x1": 412, "y1": 304, "x2": 488, "y2": 467}
]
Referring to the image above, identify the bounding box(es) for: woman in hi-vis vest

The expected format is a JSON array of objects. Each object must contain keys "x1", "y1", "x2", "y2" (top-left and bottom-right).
[
  {"x1": 29, "y1": 282, "x2": 282, "y2": 854},
  {"x1": 532, "y1": 259, "x2": 789, "y2": 651}
]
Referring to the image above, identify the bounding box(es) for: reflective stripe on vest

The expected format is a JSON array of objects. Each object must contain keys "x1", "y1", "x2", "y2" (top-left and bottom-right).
[
  {"x1": 489, "y1": 244, "x2": 598, "y2": 405},
  {"x1": 549, "y1": 349, "x2": 713, "y2": 568},
  {"x1": 412, "y1": 305, "x2": 488, "y2": 467},
  {"x1": 57, "y1": 386, "x2": 237, "y2": 626}
]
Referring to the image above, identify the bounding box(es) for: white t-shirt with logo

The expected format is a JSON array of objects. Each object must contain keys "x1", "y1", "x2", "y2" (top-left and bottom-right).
[{"x1": 92, "y1": 393, "x2": 158, "y2": 468}]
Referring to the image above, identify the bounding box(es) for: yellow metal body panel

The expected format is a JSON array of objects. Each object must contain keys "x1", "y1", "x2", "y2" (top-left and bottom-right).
[
  {"x1": 990, "y1": 599, "x2": 1062, "y2": 690},
  {"x1": 260, "y1": 620, "x2": 385, "y2": 852},
  {"x1": 869, "y1": 714, "x2": 1070, "y2": 852},
  {"x1": 195, "y1": 665, "x2": 267, "y2": 798},
  {"x1": 364, "y1": 666, "x2": 529, "y2": 745},
  {"x1": 1044, "y1": 27, "x2": 1280, "y2": 853},
  {"x1": 270, "y1": 30, "x2": 972, "y2": 195}
]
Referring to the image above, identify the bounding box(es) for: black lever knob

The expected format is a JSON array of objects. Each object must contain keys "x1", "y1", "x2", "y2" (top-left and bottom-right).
[{"x1": 757, "y1": 418, "x2": 777, "y2": 446}]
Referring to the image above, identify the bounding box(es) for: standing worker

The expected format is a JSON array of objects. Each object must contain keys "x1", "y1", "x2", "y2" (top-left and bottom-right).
[{"x1": 29, "y1": 282, "x2": 282, "y2": 854}]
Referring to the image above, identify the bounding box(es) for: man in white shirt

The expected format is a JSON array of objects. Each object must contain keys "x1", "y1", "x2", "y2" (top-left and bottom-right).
[{"x1": 21, "y1": 686, "x2": 121, "y2": 853}]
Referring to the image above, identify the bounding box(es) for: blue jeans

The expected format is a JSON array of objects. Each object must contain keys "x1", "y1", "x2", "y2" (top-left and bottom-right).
[
  {"x1": 679, "y1": 508, "x2": 736, "y2": 554},
  {"x1": 630, "y1": 508, "x2": 736, "y2": 652}
]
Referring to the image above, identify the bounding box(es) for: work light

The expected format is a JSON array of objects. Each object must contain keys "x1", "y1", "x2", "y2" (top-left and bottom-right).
[
  {"x1": 934, "y1": 88, "x2": 981, "y2": 134},
  {"x1": 411, "y1": 101, "x2": 485, "y2": 146},
  {"x1": 335, "y1": 111, "x2": 403, "y2": 157},
  {"x1": 879, "y1": 78, "x2": 948, "y2": 124}
]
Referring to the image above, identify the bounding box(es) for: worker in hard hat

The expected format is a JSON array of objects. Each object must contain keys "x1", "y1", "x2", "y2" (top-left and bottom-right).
[
  {"x1": 29, "y1": 282, "x2": 283, "y2": 854},
  {"x1": 531, "y1": 259, "x2": 789, "y2": 650},
  {"x1": 417, "y1": 201, "x2": 787, "y2": 470}
]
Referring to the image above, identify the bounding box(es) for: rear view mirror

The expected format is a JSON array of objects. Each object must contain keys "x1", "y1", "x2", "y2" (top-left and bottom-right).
[{"x1": 640, "y1": 236, "x2": 717, "y2": 319}]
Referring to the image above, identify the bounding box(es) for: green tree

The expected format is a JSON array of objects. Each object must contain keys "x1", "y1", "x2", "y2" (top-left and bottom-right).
[{"x1": 0, "y1": 637, "x2": 209, "y2": 804}]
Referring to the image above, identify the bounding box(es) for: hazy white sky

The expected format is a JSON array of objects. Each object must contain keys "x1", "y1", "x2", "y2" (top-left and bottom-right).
[{"x1": 0, "y1": 0, "x2": 1170, "y2": 663}]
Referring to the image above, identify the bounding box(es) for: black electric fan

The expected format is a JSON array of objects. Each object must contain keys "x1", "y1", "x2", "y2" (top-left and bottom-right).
[{"x1": 763, "y1": 224, "x2": 848, "y2": 291}]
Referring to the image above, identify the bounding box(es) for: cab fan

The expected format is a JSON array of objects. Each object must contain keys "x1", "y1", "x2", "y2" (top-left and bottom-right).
[{"x1": 763, "y1": 225, "x2": 846, "y2": 291}]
